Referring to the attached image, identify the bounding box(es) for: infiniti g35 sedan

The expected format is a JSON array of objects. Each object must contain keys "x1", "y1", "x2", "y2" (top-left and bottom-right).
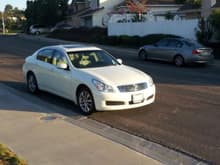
[
  {"x1": 23, "y1": 45, "x2": 156, "y2": 115},
  {"x1": 138, "y1": 38, "x2": 214, "y2": 67}
]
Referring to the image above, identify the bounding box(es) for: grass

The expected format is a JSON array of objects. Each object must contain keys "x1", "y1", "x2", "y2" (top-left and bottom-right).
[{"x1": 0, "y1": 144, "x2": 27, "y2": 165}]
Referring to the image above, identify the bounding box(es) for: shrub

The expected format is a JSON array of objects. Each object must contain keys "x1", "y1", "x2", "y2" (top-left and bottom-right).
[
  {"x1": 0, "y1": 144, "x2": 27, "y2": 165},
  {"x1": 208, "y1": 9, "x2": 220, "y2": 41},
  {"x1": 196, "y1": 17, "x2": 213, "y2": 43},
  {"x1": 48, "y1": 28, "x2": 180, "y2": 48}
]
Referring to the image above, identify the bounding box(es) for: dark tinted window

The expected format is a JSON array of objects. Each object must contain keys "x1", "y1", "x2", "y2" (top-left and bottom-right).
[
  {"x1": 157, "y1": 39, "x2": 169, "y2": 47},
  {"x1": 36, "y1": 49, "x2": 53, "y2": 64},
  {"x1": 183, "y1": 39, "x2": 203, "y2": 47},
  {"x1": 33, "y1": 25, "x2": 46, "y2": 28},
  {"x1": 167, "y1": 39, "x2": 183, "y2": 48}
]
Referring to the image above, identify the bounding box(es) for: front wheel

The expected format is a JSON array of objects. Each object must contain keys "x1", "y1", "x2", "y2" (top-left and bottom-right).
[
  {"x1": 174, "y1": 55, "x2": 184, "y2": 67},
  {"x1": 138, "y1": 50, "x2": 147, "y2": 60},
  {"x1": 77, "y1": 87, "x2": 95, "y2": 115}
]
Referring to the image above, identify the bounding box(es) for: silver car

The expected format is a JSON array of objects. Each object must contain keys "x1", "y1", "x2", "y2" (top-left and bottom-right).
[
  {"x1": 138, "y1": 38, "x2": 214, "y2": 66},
  {"x1": 29, "y1": 24, "x2": 51, "y2": 35}
]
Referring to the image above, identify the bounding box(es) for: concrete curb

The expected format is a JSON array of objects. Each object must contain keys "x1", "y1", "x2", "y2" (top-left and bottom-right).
[
  {"x1": 66, "y1": 118, "x2": 208, "y2": 165},
  {"x1": 1, "y1": 82, "x2": 208, "y2": 165}
]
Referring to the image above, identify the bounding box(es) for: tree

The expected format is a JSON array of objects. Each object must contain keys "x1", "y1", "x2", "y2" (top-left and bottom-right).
[
  {"x1": 126, "y1": 0, "x2": 148, "y2": 22},
  {"x1": 1, "y1": 4, "x2": 26, "y2": 32},
  {"x1": 126, "y1": 0, "x2": 147, "y2": 14},
  {"x1": 187, "y1": 0, "x2": 201, "y2": 7},
  {"x1": 25, "y1": 0, "x2": 69, "y2": 28},
  {"x1": 196, "y1": 17, "x2": 213, "y2": 43},
  {"x1": 208, "y1": 9, "x2": 220, "y2": 40},
  {"x1": 4, "y1": 4, "x2": 13, "y2": 13},
  {"x1": 165, "y1": 12, "x2": 174, "y2": 20}
]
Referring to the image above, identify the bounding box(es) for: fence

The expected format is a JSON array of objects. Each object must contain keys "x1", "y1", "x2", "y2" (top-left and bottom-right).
[{"x1": 108, "y1": 19, "x2": 199, "y2": 40}]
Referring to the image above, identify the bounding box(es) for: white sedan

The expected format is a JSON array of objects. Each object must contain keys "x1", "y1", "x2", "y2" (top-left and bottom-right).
[{"x1": 23, "y1": 45, "x2": 156, "y2": 115}]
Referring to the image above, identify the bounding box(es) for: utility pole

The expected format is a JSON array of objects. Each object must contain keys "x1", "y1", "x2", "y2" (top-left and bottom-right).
[{"x1": 1, "y1": 11, "x2": 5, "y2": 34}]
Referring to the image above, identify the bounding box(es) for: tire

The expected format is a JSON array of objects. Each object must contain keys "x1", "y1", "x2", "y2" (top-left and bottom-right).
[
  {"x1": 174, "y1": 55, "x2": 184, "y2": 67},
  {"x1": 77, "y1": 87, "x2": 95, "y2": 115},
  {"x1": 138, "y1": 50, "x2": 147, "y2": 60},
  {"x1": 27, "y1": 73, "x2": 38, "y2": 93},
  {"x1": 35, "y1": 31, "x2": 40, "y2": 35}
]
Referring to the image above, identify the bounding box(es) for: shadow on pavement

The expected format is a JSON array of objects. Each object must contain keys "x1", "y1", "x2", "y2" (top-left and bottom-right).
[{"x1": 0, "y1": 81, "x2": 83, "y2": 117}]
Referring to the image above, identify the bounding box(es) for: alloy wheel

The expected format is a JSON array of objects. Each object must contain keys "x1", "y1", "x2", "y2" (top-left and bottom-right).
[
  {"x1": 78, "y1": 88, "x2": 95, "y2": 115},
  {"x1": 174, "y1": 56, "x2": 184, "y2": 67}
]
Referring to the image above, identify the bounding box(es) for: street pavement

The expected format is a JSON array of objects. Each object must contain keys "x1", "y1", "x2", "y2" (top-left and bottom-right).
[
  {"x1": 0, "y1": 34, "x2": 219, "y2": 164},
  {"x1": 0, "y1": 82, "x2": 162, "y2": 165}
]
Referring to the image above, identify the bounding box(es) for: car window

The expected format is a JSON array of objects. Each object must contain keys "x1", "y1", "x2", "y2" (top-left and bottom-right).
[
  {"x1": 34, "y1": 25, "x2": 45, "y2": 28},
  {"x1": 52, "y1": 51, "x2": 68, "y2": 66},
  {"x1": 183, "y1": 39, "x2": 203, "y2": 47},
  {"x1": 167, "y1": 40, "x2": 183, "y2": 48},
  {"x1": 67, "y1": 50, "x2": 119, "y2": 68},
  {"x1": 36, "y1": 49, "x2": 53, "y2": 64},
  {"x1": 156, "y1": 39, "x2": 169, "y2": 47}
]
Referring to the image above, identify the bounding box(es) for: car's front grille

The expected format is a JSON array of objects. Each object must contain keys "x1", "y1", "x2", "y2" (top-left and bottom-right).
[{"x1": 118, "y1": 82, "x2": 147, "y2": 92}]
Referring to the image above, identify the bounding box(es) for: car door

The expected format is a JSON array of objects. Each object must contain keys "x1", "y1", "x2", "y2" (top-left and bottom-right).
[
  {"x1": 148, "y1": 39, "x2": 169, "y2": 60},
  {"x1": 35, "y1": 49, "x2": 54, "y2": 90},
  {"x1": 163, "y1": 39, "x2": 182, "y2": 61},
  {"x1": 49, "y1": 50, "x2": 74, "y2": 99}
]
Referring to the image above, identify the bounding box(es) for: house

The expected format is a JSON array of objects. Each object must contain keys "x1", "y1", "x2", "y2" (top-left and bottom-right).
[
  {"x1": 212, "y1": 0, "x2": 220, "y2": 9},
  {"x1": 201, "y1": 0, "x2": 219, "y2": 18},
  {"x1": 177, "y1": 2, "x2": 201, "y2": 19},
  {"x1": 67, "y1": 0, "x2": 184, "y2": 27},
  {"x1": 68, "y1": 0, "x2": 124, "y2": 27},
  {"x1": 109, "y1": 0, "x2": 183, "y2": 22},
  {"x1": 178, "y1": 0, "x2": 220, "y2": 19}
]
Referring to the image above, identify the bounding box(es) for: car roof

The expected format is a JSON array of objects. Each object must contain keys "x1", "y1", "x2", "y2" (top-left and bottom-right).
[{"x1": 41, "y1": 44, "x2": 102, "y2": 53}]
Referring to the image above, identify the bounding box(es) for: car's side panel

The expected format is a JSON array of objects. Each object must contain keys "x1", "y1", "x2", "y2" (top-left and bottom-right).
[{"x1": 49, "y1": 66, "x2": 74, "y2": 99}]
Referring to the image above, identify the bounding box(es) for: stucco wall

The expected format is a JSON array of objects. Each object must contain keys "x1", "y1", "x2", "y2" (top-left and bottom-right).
[{"x1": 108, "y1": 19, "x2": 198, "y2": 40}]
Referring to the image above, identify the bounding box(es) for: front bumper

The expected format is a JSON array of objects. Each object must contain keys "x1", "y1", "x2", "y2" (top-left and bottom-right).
[{"x1": 93, "y1": 84, "x2": 156, "y2": 111}]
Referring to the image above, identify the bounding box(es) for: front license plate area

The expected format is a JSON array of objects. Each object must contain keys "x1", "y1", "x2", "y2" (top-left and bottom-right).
[{"x1": 132, "y1": 93, "x2": 144, "y2": 104}]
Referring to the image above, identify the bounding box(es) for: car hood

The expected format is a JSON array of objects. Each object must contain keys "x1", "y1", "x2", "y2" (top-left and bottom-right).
[{"x1": 81, "y1": 65, "x2": 150, "y2": 86}]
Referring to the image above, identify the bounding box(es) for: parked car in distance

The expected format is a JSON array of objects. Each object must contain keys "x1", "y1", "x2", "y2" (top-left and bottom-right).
[
  {"x1": 23, "y1": 45, "x2": 156, "y2": 115},
  {"x1": 138, "y1": 38, "x2": 214, "y2": 67},
  {"x1": 51, "y1": 24, "x2": 73, "y2": 32},
  {"x1": 29, "y1": 24, "x2": 51, "y2": 35}
]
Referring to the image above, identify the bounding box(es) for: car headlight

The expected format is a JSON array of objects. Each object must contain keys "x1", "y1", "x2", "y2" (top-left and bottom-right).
[
  {"x1": 92, "y1": 79, "x2": 114, "y2": 92},
  {"x1": 148, "y1": 77, "x2": 154, "y2": 87}
]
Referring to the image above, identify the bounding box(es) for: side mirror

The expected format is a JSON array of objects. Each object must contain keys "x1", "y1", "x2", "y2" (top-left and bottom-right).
[
  {"x1": 117, "y1": 59, "x2": 123, "y2": 65},
  {"x1": 57, "y1": 63, "x2": 68, "y2": 70}
]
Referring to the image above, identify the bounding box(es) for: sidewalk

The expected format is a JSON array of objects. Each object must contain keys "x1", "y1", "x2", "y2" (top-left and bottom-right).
[{"x1": 0, "y1": 83, "x2": 162, "y2": 165}]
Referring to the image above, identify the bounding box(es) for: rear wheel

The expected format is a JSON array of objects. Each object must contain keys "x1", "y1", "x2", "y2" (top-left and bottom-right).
[
  {"x1": 27, "y1": 73, "x2": 38, "y2": 93},
  {"x1": 138, "y1": 50, "x2": 147, "y2": 60},
  {"x1": 174, "y1": 55, "x2": 184, "y2": 67},
  {"x1": 77, "y1": 87, "x2": 95, "y2": 115}
]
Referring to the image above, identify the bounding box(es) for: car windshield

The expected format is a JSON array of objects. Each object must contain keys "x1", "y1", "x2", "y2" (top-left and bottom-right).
[{"x1": 67, "y1": 50, "x2": 119, "y2": 68}]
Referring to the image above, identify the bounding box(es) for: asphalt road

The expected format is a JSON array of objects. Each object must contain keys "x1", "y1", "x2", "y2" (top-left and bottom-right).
[{"x1": 0, "y1": 35, "x2": 220, "y2": 164}]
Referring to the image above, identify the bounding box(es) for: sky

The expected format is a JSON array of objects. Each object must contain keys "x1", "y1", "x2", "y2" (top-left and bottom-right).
[{"x1": 0, "y1": 0, "x2": 27, "y2": 11}]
